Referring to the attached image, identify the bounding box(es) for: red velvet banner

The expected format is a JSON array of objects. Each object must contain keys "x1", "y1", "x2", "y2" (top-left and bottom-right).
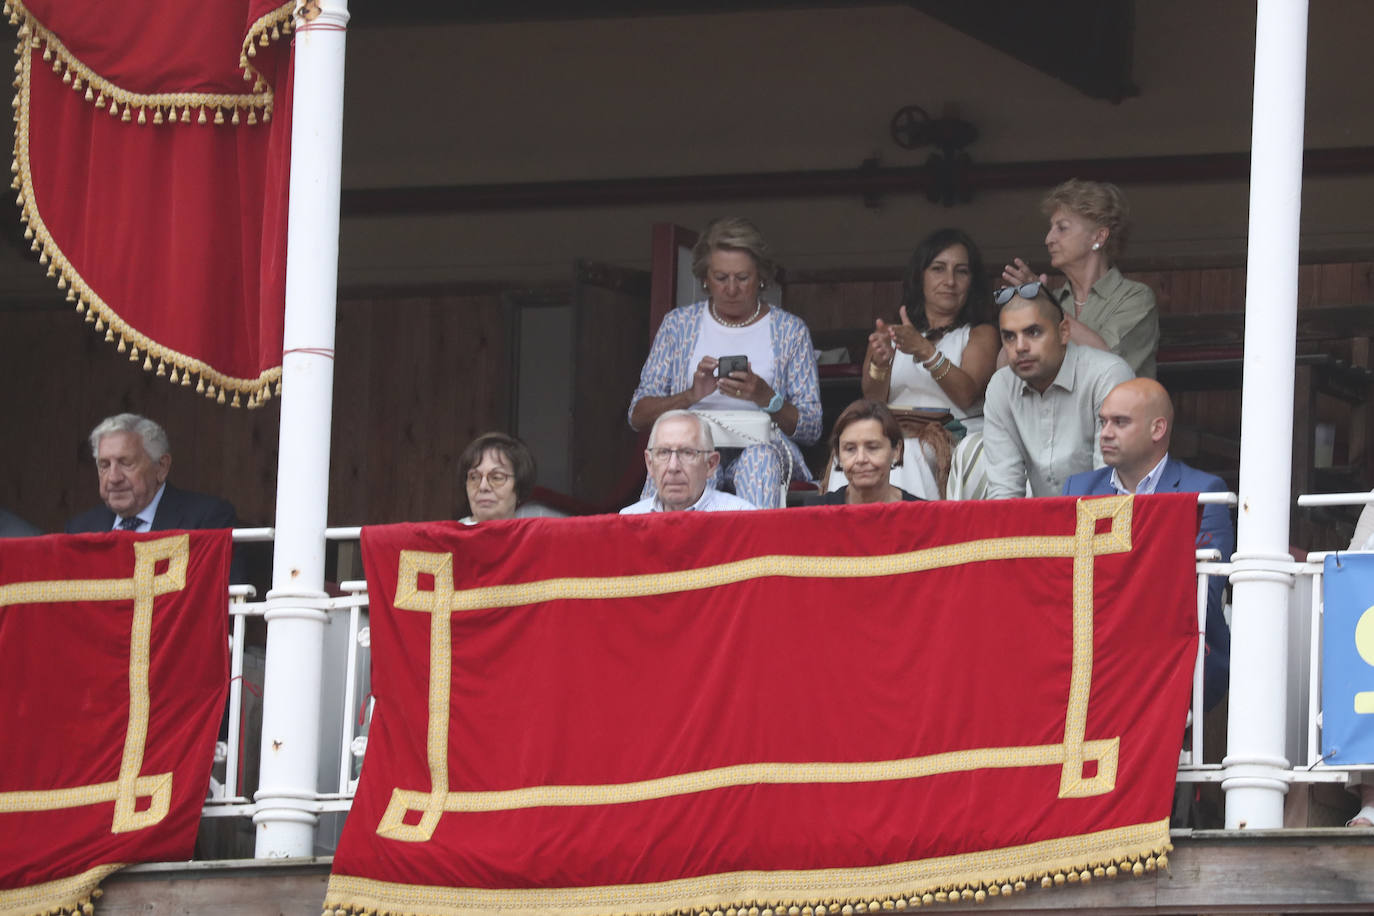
[
  {"x1": 9, "y1": 0, "x2": 293, "y2": 407},
  {"x1": 328, "y1": 495, "x2": 1200, "y2": 915},
  {"x1": 0, "y1": 530, "x2": 230, "y2": 916}
]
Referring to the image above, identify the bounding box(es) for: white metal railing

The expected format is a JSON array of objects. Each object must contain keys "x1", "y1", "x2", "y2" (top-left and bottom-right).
[
  {"x1": 202, "y1": 528, "x2": 372, "y2": 820},
  {"x1": 201, "y1": 499, "x2": 1374, "y2": 828}
]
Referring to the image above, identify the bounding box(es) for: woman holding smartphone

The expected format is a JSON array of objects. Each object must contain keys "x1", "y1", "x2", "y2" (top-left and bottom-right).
[{"x1": 628, "y1": 217, "x2": 821, "y2": 508}]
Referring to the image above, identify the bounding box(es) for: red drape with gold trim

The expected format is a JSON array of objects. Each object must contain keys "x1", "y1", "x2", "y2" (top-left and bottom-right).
[
  {"x1": 328, "y1": 495, "x2": 1200, "y2": 916},
  {"x1": 9, "y1": 0, "x2": 293, "y2": 407},
  {"x1": 0, "y1": 530, "x2": 230, "y2": 916}
]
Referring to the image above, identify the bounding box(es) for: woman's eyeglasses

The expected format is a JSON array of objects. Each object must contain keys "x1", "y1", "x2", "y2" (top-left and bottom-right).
[
  {"x1": 466, "y1": 469, "x2": 513, "y2": 487},
  {"x1": 993, "y1": 281, "x2": 1043, "y2": 306}
]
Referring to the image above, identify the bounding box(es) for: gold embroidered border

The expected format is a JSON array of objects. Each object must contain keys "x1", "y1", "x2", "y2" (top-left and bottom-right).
[
  {"x1": 0, "y1": 863, "x2": 121, "y2": 916},
  {"x1": 8, "y1": 20, "x2": 284, "y2": 406},
  {"x1": 377, "y1": 498, "x2": 1134, "y2": 842},
  {"x1": 325, "y1": 819, "x2": 1171, "y2": 916},
  {"x1": 5, "y1": 0, "x2": 284, "y2": 121},
  {"x1": 0, "y1": 535, "x2": 187, "y2": 833}
]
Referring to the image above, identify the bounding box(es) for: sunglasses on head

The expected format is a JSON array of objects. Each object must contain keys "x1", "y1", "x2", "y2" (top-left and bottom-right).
[{"x1": 993, "y1": 281, "x2": 1043, "y2": 306}]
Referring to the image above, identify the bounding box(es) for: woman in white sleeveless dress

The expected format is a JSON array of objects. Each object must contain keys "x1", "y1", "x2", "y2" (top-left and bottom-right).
[{"x1": 828, "y1": 228, "x2": 999, "y2": 499}]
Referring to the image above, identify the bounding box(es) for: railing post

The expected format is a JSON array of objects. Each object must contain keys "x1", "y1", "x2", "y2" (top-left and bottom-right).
[
  {"x1": 253, "y1": 0, "x2": 351, "y2": 857},
  {"x1": 1222, "y1": 0, "x2": 1308, "y2": 830}
]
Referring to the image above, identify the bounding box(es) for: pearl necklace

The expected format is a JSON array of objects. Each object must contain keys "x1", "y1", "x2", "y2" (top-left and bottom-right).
[{"x1": 710, "y1": 298, "x2": 762, "y2": 328}]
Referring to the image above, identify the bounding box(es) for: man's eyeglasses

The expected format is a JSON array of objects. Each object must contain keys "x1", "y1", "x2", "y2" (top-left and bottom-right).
[
  {"x1": 466, "y1": 469, "x2": 513, "y2": 487},
  {"x1": 993, "y1": 281, "x2": 1043, "y2": 306},
  {"x1": 647, "y1": 447, "x2": 710, "y2": 465}
]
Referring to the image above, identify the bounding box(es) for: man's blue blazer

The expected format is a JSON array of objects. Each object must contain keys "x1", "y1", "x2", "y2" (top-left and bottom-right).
[{"x1": 1063, "y1": 458, "x2": 1234, "y2": 710}]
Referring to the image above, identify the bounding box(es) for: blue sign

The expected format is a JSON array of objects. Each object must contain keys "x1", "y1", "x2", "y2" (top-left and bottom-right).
[{"x1": 1323, "y1": 554, "x2": 1374, "y2": 764}]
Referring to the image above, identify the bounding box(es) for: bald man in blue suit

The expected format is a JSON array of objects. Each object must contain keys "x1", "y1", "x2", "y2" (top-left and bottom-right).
[{"x1": 1063, "y1": 378, "x2": 1233, "y2": 710}]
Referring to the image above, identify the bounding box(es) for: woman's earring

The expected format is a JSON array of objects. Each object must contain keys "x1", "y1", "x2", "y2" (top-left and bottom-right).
[
  {"x1": 1091, "y1": 242, "x2": 1101, "y2": 251},
  {"x1": 758, "y1": 279, "x2": 766, "y2": 291}
]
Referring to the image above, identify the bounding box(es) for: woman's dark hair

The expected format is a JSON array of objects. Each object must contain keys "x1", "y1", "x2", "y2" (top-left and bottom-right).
[
  {"x1": 456, "y1": 432, "x2": 537, "y2": 517},
  {"x1": 900, "y1": 227, "x2": 994, "y2": 333},
  {"x1": 829, "y1": 399, "x2": 904, "y2": 469}
]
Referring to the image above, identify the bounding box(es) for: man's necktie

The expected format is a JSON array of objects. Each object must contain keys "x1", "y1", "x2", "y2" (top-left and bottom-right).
[{"x1": 118, "y1": 516, "x2": 143, "y2": 531}]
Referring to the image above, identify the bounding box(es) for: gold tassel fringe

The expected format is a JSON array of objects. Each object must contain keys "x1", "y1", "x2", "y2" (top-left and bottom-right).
[
  {"x1": 320, "y1": 844, "x2": 1171, "y2": 916},
  {"x1": 9, "y1": 0, "x2": 281, "y2": 126}
]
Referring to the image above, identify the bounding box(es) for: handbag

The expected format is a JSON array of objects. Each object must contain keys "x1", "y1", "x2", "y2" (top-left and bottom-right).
[
  {"x1": 890, "y1": 407, "x2": 956, "y2": 499},
  {"x1": 691, "y1": 409, "x2": 777, "y2": 449}
]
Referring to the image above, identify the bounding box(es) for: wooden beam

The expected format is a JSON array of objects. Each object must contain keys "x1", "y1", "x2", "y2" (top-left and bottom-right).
[{"x1": 340, "y1": 147, "x2": 1374, "y2": 216}]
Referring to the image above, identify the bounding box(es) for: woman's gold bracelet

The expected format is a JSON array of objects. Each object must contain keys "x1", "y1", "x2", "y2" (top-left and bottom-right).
[{"x1": 868, "y1": 361, "x2": 891, "y2": 381}]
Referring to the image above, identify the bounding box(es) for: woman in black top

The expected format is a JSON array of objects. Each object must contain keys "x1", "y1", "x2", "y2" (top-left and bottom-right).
[{"x1": 821, "y1": 400, "x2": 923, "y2": 505}]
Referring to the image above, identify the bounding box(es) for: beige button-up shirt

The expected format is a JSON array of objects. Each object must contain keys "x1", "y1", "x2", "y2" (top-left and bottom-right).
[
  {"x1": 983, "y1": 343, "x2": 1135, "y2": 499},
  {"x1": 1052, "y1": 266, "x2": 1159, "y2": 379}
]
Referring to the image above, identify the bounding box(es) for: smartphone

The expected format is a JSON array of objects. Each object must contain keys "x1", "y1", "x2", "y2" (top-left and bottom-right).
[{"x1": 716, "y1": 355, "x2": 749, "y2": 378}]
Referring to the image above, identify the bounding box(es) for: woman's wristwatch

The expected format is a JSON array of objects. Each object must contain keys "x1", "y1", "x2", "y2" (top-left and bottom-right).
[{"x1": 764, "y1": 391, "x2": 785, "y2": 414}]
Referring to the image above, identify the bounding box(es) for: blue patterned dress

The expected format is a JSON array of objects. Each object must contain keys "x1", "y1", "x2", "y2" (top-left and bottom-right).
[{"x1": 629, "y1": 301, "x2": 822, "y2": 507}]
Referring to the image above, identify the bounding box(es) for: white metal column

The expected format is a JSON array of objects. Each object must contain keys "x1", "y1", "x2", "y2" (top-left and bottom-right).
[
  {"x1": 1222, "y1": 0, "x2": 1308, "y2": 830},
  {"x1": 254, "y1": 0, "x2": 351, "y2": 857}
]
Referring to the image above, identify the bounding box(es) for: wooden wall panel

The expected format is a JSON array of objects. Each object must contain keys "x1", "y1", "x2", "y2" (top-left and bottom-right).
[
  {"x1": 328, "y1": 292, "x2": 510, "y2": 526},
  {"x1": 572, "y1": 268, "x2": 649, "y2": 507}
]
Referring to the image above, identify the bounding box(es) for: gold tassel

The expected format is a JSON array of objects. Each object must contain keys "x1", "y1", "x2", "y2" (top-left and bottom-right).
[
  {"x1": 37, "y1": 250, "x2": 47, "y2": 264},
  {"x1": 271, "y1": 24, "x2": 281, "y2": 40},
  {"x1": 84, "y1": 86, "x2": 93, "y2": 102},
  {"x1": 231, "y1": 106, "x2": 240, "y2": 125},
  {"x1": 259, "y1": 31, "x2": 270, "y2": 46},
  {"x1": 247, "y1": 108, "x2": 257, "y2": 125},
  {"x1": 94, "y1": 90, "x2": 104, "y2": 106},
  {"x1": 246, "y1": 42, "x2": 257, "y2": 58},
  {"x1": 129, "y1": 346, "x2": 139, "y2": 362},
  {"x1": 72, "y1": 75, "x2": 82, "y2": 91},
  {"x1": 214, "y1": 106, "x2": 224, "y2": 124},
  {"x1": 41, "y1": 43, "x2": 50, "y2": 61},
  {"x1": 216, "y1": 388, "x2": 226, "y2": 405},
  {"x1": 197, "y1": 106, "x2": 207, "y2": 124},
  {"x1": 108, "y1": 98, "x2": 118, "y2": 117},
  {"x1": 153, "y1": 106, "x2": 163, "y2": 124},
  {"x1": 231, "y1": 391, "x2": 241, "y2": 407},
  {"x1": 61, "y1": 68, "x2": 70, "y2": 84},
  {"x1": 196, "y1": 377, "x2": 205, "y2": 393},
  {"x1": 181, "y1": 370, "x2": 192, "y2": 387},
  {"x1": 263, "y1": 106, "x2": 271, "y2": 123},
  {"x1": 168, "y1": 366, "x2": 179, "y2": 383},
  {"x1": 136, "y1": 106, "x2": 146, "y2": 124},
  {"x1": 155, "y1": 358, "x2": 165, "y2": 376},
  {"x1": 142, "y1": 354, "x2": 152, "y2": 371},
  {"x1": 181, "y1": 105, "x2": 191, "y2": 123},
  {"x1": 121, "y1": 103, "x2": 131, "y2": 122}
]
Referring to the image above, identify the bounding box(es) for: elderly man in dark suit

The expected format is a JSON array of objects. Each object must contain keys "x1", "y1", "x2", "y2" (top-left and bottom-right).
[
  {"x1": 66, "y1": 413, "x2": 239, "y2": 535},
  {"x1": 1063, "y1": 378, "x2": 1233, "y2": 710}
]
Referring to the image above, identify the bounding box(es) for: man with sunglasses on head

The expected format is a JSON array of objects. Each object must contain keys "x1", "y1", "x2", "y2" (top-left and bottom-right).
[
  {"x1": 622, "y1": 410, "x2": 758, "y2": 514},
  {"x1": 983, "y1": 282, "x2": 1134, "y2": 499}
]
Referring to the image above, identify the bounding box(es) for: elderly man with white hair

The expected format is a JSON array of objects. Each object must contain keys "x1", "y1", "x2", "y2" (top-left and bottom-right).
[
  {"x1": 65, "y1": 413, "x2": 238, "y2": 534},
  {"x1": 621, "y1": 410, "x2": 758, "y2": 514}
]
